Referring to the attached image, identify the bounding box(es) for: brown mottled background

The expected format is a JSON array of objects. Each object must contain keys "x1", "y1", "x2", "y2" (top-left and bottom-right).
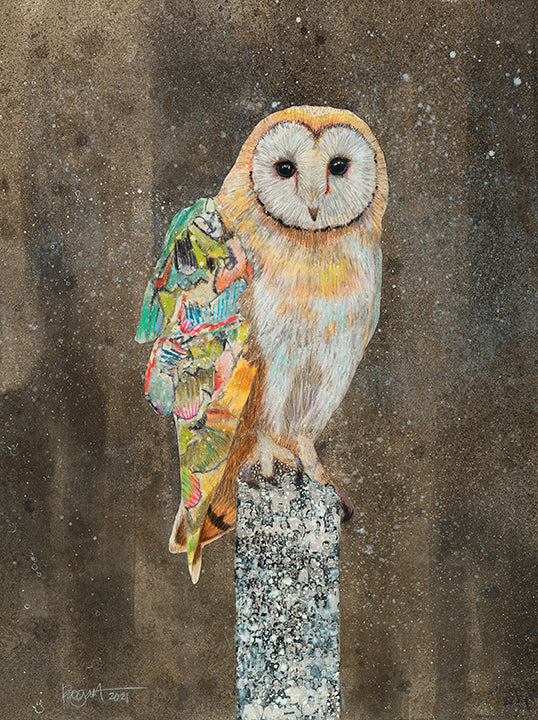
[{"x1": 0, "y1": 1, "x2": 535, "y2": 719}]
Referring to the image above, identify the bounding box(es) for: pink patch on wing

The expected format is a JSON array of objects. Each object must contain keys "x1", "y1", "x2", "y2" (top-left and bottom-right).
[
  {"x1": 174, "y1": 396, "x2": 203, "y2": 420},
  {"x1": 213, "y1": 349, "x2": 235, "y2": 397},
  {"x1": 182, "y1": 469, "x2": 202, "y2": 509}
]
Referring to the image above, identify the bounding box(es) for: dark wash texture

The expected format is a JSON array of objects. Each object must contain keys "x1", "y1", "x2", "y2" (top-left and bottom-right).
[{"x1": 0, "y1": 1, "x2": 535, "y2": 718}]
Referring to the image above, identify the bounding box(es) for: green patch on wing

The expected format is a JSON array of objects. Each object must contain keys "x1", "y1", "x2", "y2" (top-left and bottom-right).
[{"x1": 178, "y1": 422, "x2": 235, "y2": 478}]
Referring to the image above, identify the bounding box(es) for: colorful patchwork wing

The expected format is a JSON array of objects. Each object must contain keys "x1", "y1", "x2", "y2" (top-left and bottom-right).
[{"x1": 135, "y1": 197, "x2": 256, "y2": 583}]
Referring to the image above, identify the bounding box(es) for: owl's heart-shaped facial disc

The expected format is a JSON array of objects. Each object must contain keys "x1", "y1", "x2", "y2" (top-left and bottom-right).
[{"x1": 250, "y1": 121, "x2": 378, "y2": 231}]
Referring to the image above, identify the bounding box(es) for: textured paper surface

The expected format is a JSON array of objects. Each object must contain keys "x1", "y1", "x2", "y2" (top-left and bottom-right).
[{"x1": 0, "y1": 1, "x2": 535, "y2": 718}]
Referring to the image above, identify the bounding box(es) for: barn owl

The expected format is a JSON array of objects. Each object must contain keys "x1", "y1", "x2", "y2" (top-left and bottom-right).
[{"x1": 136, "y1": 106, "x2": 388, "y2": 583}]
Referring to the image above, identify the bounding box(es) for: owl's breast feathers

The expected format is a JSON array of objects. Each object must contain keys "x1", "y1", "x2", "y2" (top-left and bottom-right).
[{"x1": 233, "y1": 225, "x2": 381, "y2": 439}]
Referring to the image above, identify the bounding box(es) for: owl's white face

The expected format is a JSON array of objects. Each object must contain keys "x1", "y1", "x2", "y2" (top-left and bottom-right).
[{"x1": 250, "y1": 121, "x2": 378, "y2": 231}]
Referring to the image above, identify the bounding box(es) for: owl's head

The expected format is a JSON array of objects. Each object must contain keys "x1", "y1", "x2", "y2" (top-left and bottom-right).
[{"x1": 217, "y1": 106, "x2": 388, "y2": 239}]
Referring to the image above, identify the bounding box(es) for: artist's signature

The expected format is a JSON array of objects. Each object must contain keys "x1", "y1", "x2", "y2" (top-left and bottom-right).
[{"x1": 61, "y1": 682, "x2": 147, "y2": 708}]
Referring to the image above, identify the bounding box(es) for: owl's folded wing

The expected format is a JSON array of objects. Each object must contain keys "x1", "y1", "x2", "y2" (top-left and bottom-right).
[
  {"x1": 135, "y1": 197, "x2": 256, "y2": 583},
  {"x1": 135, "y1": 196, "x2": 241, "y2": 344},
  {"x1": 135, "y1": 197, "x2": 251, "y2": 414}
]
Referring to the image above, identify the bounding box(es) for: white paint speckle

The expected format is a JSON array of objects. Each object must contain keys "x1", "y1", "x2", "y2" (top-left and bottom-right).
[
  {"x1": 513, "y1": 76, "x2": 522, "y2": 87},
  {"x1": 296, "y1": 17, "x2": 301, "y2": 23},
  {"x1": 449, "y1": 51, "x2": 456, "y2": 59},
  {"x1": 402, "y1": 73, "x2": 410, "y2": 82}
]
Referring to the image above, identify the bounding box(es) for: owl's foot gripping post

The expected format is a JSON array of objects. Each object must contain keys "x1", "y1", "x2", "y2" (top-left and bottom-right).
[
  {"x1": 238, "y1": 432, "x2": 355, "y2": 522},
  {"x1": 296, "y1": 435, "x2": 355, "y2": 522},
  {"x1": 238, "y1": 432, "x2": 304, "y2": 486}
]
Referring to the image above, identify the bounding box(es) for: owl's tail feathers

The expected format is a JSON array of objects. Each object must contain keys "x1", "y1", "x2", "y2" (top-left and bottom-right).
[
  {"x1": 169, "y1": 358, "x2": 258, "y2": 584},
  {"x1": 186, "y1": 530, "x2": 203, "y2": 584},
  {"x1": 168, "y1": 500, "x2": 204, "y2": 584},
  {"x1": 198, "y1": 427, "x2": 257, "y2": 547},
  {"x1": 169, "y1": 500, "x2": 188, "y2": 553},
  {"x1": 168, "y1": 467, "x2": 234, "y2": 585},
  {"x1": 168, "y1": 461, "x2": 226, "y2": 584}
]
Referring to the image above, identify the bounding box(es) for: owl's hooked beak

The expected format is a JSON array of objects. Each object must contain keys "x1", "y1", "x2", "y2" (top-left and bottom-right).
[
  {"x1": 299, "y1": 154, "x2": 326, "y2": 225},
  {"x1": 300, "y1": 182, "x2": 324, "y2": 224}
]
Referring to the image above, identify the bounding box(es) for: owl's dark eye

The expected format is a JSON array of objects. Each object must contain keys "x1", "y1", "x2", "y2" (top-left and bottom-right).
[
  {"x1": 274, "y1": 160, "x2": 297, "y2": 178},
  {"x1": 328, "y1": 156, "x2": 350, "y2": 176}
]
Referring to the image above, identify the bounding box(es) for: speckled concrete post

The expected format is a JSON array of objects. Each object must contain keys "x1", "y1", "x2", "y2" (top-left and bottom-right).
[{"x1": 235, "y1": 469, "x2": 341, "y2": 720}]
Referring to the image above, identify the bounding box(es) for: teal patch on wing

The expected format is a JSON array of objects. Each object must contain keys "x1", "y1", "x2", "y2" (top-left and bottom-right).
[
  {"x1": 175, "y1": 279, "x2": 247, "y2": 335},
  {"x1": 210, "y1": 280, "x2": 247, "y2": 323},
  {"x1": 135, "y1": 197, "x2": 227, "y2": 343}
]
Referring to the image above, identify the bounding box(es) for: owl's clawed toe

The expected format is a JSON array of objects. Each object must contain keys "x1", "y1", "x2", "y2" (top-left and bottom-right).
[
  {"x1": 257, "y1": 434, "x2": 295, "y2": 478},
  {"x1": 338, "y1": 489, "x2": 355, "y2": 523},
  {"x1": 295, "y1": 435, "x2": 355, "y2": 522},
  {"x1": 238, "y1": 460, "x2": 259, "y2": 488},
  {"x1": 239, "y1": 434, "x2": 303, "y2": 486}
]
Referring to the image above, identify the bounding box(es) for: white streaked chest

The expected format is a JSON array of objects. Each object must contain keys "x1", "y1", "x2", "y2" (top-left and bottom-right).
[
  {"x1": 244, "y1": 236, "x2": 381, "y2": 435},
  {"x1": 250, "y1": 238, "x2": 379, "y2": 361}
]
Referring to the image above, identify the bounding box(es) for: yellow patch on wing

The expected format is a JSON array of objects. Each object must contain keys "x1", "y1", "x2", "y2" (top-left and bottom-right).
[{"x1": 219, "y1": 357, "x2": 257, "y2": 417}]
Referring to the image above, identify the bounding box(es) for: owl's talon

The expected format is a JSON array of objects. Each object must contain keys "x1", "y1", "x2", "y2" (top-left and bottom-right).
[
  {"x1": 255, "y1": 434, "x2": 293, "y2": 478},
  {"x1": 295, "y1": 434, "x2": 355, "y2": 522},
  {"x1": 238, "y1": 461, "x2": 259, "y2": 488},
  {"x1": 338, "y1": 490, "x2": 355, "y2": 523}
]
